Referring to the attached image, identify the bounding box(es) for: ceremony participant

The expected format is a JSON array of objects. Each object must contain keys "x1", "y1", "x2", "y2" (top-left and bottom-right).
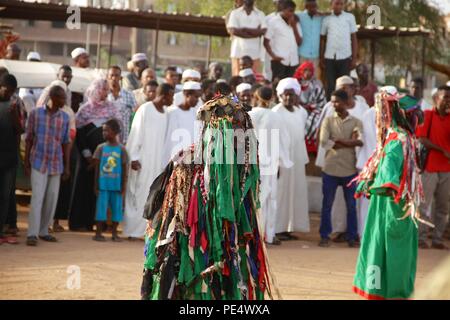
[
  {"x1": 273, "y1": 78, "x2": 309, "y2": 240},
  {"x1": 416, "y1": 85, "x2": 450, "y2": 250},
  {"x1": 320, "y1": 0, "x2": 358, "y2": 99},
  {"x1": 236, "y1": 82, "x2": 253, "y2": 105},
  {"x1": 5, "y1": 43, "x2": 21, "y2": 60},
  {"x1": 264, "y1": 0, "x2": 302, "y2": 82},
  {"x1": 409, "y1": 78, "x2": 432, "y2": 111},
  {"x1": 356, "y1": 63, "x2": 378, "y2": 107},
  {"x1": 249, "y1": 86, "x2": 290, "y2": 245},
  {"x1": 133, "y1": 68, "x2": 157, "y2": 106},
  {"x1": 123, "y1": 53, "x2": 149, "y2": 92},
  {"x1": 92, "y1": 119, "x2": 129, "y2": 242},
  {"x1": 318, "y1": 89, "x2": 363, "y2": 248},
  {"x1": 239, "y1": 68, "x2": 256, "y2": 85},
  {"x1": 173, "y1": 69, "x2": 202, "y2": 107},
  {"x1": 134, "y1": 80, "x2": 158, "y2": 111},
  {"x1": 123, "y1": 84, "x2": 174, "y2": 239},
  {"x1": 227, "y1": 0, "x2": 267, "y2": 76},
  {"x1": 294, "y1": 61, "x2": 326, "y2": 153},
  {"x1": 164, "y1": 81, "x2": 201, "y2": 164},
  {"x1": 71, "y1": 48, "x2": 90, "y2": 69},
  {"x1": 19, "y1": 52, "x2": 44, "y2": 113},
  {"x1": 208, "y1": 62, "x2": 224, "y2": 81},
  {"x1": 25, "y1": 86, "x2": 70, "y2": 246},
  {"x1": 352, "y1": 91, "x2": 426, "y2": 300},
  {"x1": 70, "y1": 79, "x2": 121, "y2": 232}
]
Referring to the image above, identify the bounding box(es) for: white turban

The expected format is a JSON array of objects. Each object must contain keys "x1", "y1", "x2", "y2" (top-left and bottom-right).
[
  {"x1": 182, "y1": 69, "x2": 201, "y2": 80},
  {"x1": 239, "y1": 68, "x2": 254, "y2": 78},
  {"x1": 131, "y1": 53, "x2": 148, "y2": 63},
  {"x1": 27, "y1": 51, "x2": 41, "y2": 61},
  {"x1": 236, "y1": 83, "x2": 252, "y2": 94},
  {"x1": 183, "y1": 81, "x2": 201, "y2": 91},
  {"x1": 276, "y1": 77, "x2": 301, "y2": 97},
  {"x1": 71, "y1": 47, "x2": 88, "y2": 59},
  {"x1": 335, "y1": 75, "x2": 354, "y2": 89},
  {"x1": 379, "y1": 86, "x2": 398, "y2": 95}
]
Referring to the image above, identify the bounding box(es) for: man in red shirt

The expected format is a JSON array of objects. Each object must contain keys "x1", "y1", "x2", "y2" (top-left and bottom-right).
[{"x1": 416, "y1": 85, "x2": 450, "y2": 250}]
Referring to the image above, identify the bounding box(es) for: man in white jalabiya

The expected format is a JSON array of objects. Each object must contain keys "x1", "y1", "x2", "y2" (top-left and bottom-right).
[
  {"x1": 123, "y1": 84, "x2": 175, "y2": 239},
  {"x1": 173, "y1": 69, "x2": 202, "y2": 107},
  {"x1": 163, "y1": 81, "x2": 202, "y2": 164},
  {"x1": 249, "y1": 86, "x2": 291, "y2": 245},
  {"x1": 316, "y1": 75, "x2": 369, "y2": 241},
  {"x1": 272, "y1": 77, "x2": 310, "y2": 241}
]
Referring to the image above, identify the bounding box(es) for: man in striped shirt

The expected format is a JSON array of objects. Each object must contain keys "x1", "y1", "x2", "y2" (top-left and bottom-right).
[{"x1": 24, "y1": 86, "x2": 70, "y2": 246}]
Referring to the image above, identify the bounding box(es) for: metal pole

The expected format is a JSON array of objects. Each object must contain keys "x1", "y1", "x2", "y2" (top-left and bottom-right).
[
  {"x1": 96, "y1": 24, "x2": 102, "y2": 69},
  {"x1": 421, "y1": 34, "x2": 426, "y2": 82},
  {"x1": 153, "y1": 19, "x2": 160, "y2": 70},
  {"x1": 108, "y1": 25, "x2": 115, "y2": 69},
  {"x1": 370, "y1": 39, "x2": 376, "y2": 80},
  {"x1": 206, "y1": 35, "x2": 212, "y2": 69}
]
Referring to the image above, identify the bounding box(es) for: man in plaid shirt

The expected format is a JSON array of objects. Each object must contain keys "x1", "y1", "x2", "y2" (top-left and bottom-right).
[
  {"x1": 24, "y1": 85, "x2": 71, "y2": 246},
  {"x1": 107, "y1": 66, "x2": 138, "y2": 144}
]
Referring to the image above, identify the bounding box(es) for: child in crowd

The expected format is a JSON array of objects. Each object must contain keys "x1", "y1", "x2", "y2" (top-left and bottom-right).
[{"x1": 93, "y1": 118, "x2": 128, "y2": 242}]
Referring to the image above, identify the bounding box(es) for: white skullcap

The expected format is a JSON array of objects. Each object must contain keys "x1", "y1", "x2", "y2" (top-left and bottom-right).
[
  {"x1": 239, "y1": 68, "x2": 254, "y2": 78},
  {"x1": 182, "y1": 69, "x2": 201, "y2": 80},
  {"x1": 276, "y1": 77, "x2": 301, "y2": 97},
  {"x1": 71, "y1": 47, "x2": 88, "y2": 59},
  {"x1": 236, "y1": 83, "x2": 252, "y2": 94},
  {"x1": 50, "y1": 80, "x2": 68, "y2": 91},
  {"x1": 379, "y1": 85, "x2": 398, "y2": 95},
  {"x1": 183, "y1": 81, "x2": 202, "y2": 91},
  {"x1": 446, "y1": 80, "x2": 450, "y2": 87},
  {"x1": 216, "y1": 79, "x2": 227, "y2": 84},
  {"x1": 27, "y1": 51, "x2": 41, "y2": 61},
  {"x1": 131, "y1": 53, "x2": 148, "y2": 63},
  {"x1": 336, "y1": 76, "x2": 354, "y2": 89}
]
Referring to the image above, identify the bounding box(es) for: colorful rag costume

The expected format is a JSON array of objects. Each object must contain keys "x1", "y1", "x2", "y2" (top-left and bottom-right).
[
  {"x1": 352, "y1": 91, "x2": 428, "y2": 300},
  {"x1": 140, "y1": 96, "x2": 274, "y2": 300}
]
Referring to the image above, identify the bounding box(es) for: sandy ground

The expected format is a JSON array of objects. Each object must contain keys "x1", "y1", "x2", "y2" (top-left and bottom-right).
[{"x1": 1, "y1": 200, "x2": 449, "y2": 300}]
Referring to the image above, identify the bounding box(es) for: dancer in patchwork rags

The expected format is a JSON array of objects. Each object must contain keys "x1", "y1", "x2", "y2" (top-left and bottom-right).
[
  {"x1": 352, "y1": 88, "x2": 427, "y2": 300},
  {"x1": 93, "y1": 119, "x2": 128, "y2": 242},
  {"x1": 140, "y1": 95, "x2": 274, "y2": 300}
]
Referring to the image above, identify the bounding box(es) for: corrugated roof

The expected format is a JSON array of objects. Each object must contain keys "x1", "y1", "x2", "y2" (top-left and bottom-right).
[{"x1": 0, "y1": 0, "x2": 430, "y2": 39}]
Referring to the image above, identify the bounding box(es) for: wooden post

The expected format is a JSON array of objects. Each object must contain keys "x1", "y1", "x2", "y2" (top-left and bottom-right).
[
  {"x1": 206, "y1": 35, "x2": 212, "y2": 69},
  {"x1": 152, "y1": 18, "x2": 160, "y2": 70},
  {"x1": 421, "y1": 34, "x2": 426, "y2": 82},
  {"x1": 108, "y1": 25, "x2": 115, "y2": 69},
  {"x1": 370, "y1": 39, "x2": 376, "y2": 80},
  {"x1": 96, "y1": 24, "x2": 102, "y2": 69}
]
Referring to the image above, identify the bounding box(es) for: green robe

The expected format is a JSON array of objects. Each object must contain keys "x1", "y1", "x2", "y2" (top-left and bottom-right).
[{"x1": 353, "y1": 139, "x2": 418, "y2": 299}]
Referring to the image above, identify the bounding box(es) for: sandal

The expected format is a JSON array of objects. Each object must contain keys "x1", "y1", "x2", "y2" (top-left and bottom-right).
[
  {"x1": 39, "y1": 235, "x2": 58, "y2": 242},
  {"x1": 53, "y1": 224, "x2": 65, "y2": 233},
  {"x1": 26, "y1": 236, "x2": 38, "y2": 246},
  {"x1": 112, "y1": 235, "x2": 123, "y2": 242},
  {"x1": 3, "y1": 237, "x2": 19, "y2": 245},
  {"x1": 92, "y1": 235, "x2": 106, "y2": 242}
]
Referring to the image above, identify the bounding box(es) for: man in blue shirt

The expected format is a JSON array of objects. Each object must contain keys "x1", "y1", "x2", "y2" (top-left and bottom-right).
[{"x1": 297, "y1": 0, "x2": 326, "y2": 77}]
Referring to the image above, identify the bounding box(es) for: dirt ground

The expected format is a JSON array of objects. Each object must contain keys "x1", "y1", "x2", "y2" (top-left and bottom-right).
[{"x1": 1, "y1": 201, "x2": 449, "y2": 300}]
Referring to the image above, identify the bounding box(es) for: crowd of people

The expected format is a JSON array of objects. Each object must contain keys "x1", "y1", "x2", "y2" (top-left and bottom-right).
[{"x1": 0, "y1": 0, "x2": 449, "y2": 257}]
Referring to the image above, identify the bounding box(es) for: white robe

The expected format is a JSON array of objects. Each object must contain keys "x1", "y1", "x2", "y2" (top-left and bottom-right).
[
  {"x1": 163, "y1": 104, "x2": 202, "y2": 164},
  {"x1": 315, "y1": 98, "x2": 369, "y2": 234},
  {"x1": 355, "y1": 107, "x2": 377, "y2": 236},
  {"x1": 123, "y1": 102, "x2": 168, "y2": 238},
  {"x1": 248, "y1": 107, "x2": 291, "y2": 242},
  {"x1": 272, "y1": 104, "x2": 310, "y2": 233}
]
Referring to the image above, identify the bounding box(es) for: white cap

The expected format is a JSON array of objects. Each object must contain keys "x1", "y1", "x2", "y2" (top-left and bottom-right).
[
  {"x1": 379, "y1": 85, "x2": 398, "y2": 95},
  {"x1": 236, "y1": 83, "x2": 252, "y2": 94},
  {"x1": 216, "y1": 79, "x2": 227, "y2": 84},
  {"x1": 50, "y1": 80, "x2": 68, "y2": 91},
  {"x1": 27, "y1": 51, "x2": 41, "y2": 61},
  {"x1": 183, "y1": 81, "x2": 202, "y2": 91},
  {"x1": 176, "y1": 67, "x2": 183, "y2": 75},
  {"x1": 336, "y1": 76, "x2": 354, "y2": 89},
  {"x1": 276, "y1": 77, "x2": 301, "y2": 97},
  {"x1": 71, "y1": 47, "x2": 88, "y2": 59},
  {"x1": 131, "y1": 53, "x2": 148, "y2": 63},
  {"x1": 446, "y1": 80, "x2": 450, "y2": 87},
  {"x1": 239, "y1": 68, "x2": 254, "y2": 78},
  {"x1": 182, "y1": 69, "x2": 201, "y2": 80}
]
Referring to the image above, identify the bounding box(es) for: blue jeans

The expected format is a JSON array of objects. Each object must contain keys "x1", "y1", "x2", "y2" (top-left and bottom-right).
[{"x1": 320, "y1": 172, "x2": 358, "y2": 241}]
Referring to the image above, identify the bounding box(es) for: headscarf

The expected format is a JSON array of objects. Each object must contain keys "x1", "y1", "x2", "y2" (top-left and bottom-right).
[
  {"x1": 75, "y1": 78, "x2": 120, "y2": 128},
  {"x1": 276, "y1": 77, "x2": 301, "y2": 98},
  {"x1": 293, "y1": 61, "x2": 315, "y2": 83}
]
